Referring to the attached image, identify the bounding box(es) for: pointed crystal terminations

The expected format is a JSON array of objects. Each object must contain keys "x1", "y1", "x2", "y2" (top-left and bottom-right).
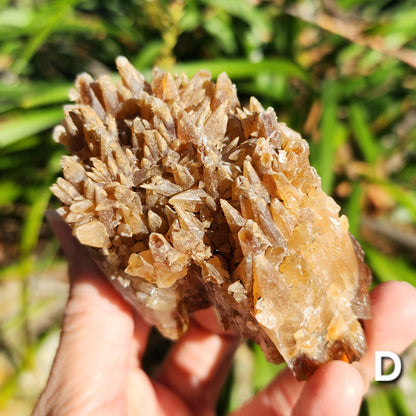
[{"x1": 51, "y1": 57, "x2": 372, "y2": 380}]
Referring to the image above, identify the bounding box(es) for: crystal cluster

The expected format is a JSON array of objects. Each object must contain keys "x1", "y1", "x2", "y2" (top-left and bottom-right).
[{"x1": 51, "y1": 57, "x2": 371, "y2": 380}]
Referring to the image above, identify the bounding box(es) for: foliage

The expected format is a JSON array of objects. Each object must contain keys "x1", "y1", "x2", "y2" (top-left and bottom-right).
[{"x1": 0, "y1": 0, "x2": 415, "y2": 414}]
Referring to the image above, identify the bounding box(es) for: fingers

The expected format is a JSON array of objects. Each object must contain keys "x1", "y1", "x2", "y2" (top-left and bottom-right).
[
  {"x1": 155, "y1": 307, "x2": 241, "y2": 413},
  {"x1": 233, "y1": 281, "x2": 416, "y2": 416},
  {"x1": 291, "y1": 360, "x2": 365, "y2": 416},
  {"x1": 360, "y1": 280, "x2": 416, "y2": 379},
  {"x1": 38, "y1": 213, "x2": 416, "y2": 416},
  {"x1": 292, "y1": 281, "x2": 416, "y2": 416},
  {"x1": 34, "y1": 211, "x2": 151, "y2": 415},
  {"x1": 230, "y1": 367, "x2": 304, "y2": 416}
]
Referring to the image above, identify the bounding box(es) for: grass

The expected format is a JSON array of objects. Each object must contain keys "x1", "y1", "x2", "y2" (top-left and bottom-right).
[{"x1": 1, "y1": 0, "x2": 416, "y2": 414}]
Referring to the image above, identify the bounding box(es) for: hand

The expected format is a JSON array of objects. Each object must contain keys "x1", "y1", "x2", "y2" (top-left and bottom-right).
[{"x1": 33, "y1": 212, "x2": 416, "y2": 416}]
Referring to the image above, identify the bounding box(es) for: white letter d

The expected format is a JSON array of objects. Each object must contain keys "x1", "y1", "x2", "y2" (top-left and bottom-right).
[{"x1": 374, "y1": 351, "x2": 402, "y2": 382}]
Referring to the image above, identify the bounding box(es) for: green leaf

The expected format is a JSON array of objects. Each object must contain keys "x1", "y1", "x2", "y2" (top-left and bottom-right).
[
  {"x1": 252, "y1": 343, "x2": 285, "y2": 392},
  {"x1": 366, "y1": 390, "x2": 396, "y2": 416},
  {"x1": 20, "y1": 83, "x2": 71, "y2": 109},
  {"x1": 349, "y1": 103, "x2": 379, "y2": 164},
  {"x1": 131, "y1": 41, "x2": 164, "y2": 70},
  {"x1": 377, "y1": 6, "x2": 416, "y2": 42},
  {"x1": 388, "y1": 387, "x2": 414, "y2": 416},
  {"x1": 0, "y1": 107, "x2": 63, "y2": 149},
  {"x1": 380, "y1": 182, "x2": 416, "y2": 222},
  {"x1": 0, "y1": 136, "x2": 40, "y2": 155},
  {"x1": 20, "y1": 187, "x2": 52, "y2": 257},
  {"x1": 11, "y1": 0, "x2": 84, "y2": 75},
  {"x1": 238, "y1": 72, "x2": 293, "y2": 102},
  {"x1": 204, "y1": 13, "x2": 237, "y2": 54},
  {"x1": 344, "y1": 182, "x2": 364, "y2": 237},
  {"x1": 312, "y1": 80, "x2": 342, "y2": 195},
  {"x1": 171, "y1": 58, "x2": 309, "y2": 82},
  {"x1": 0, "y1": 180, "x2": 21, "y2": 206},
  {"x1": 202, "y1": 0, "x2": 271, "y2": 43},
  {"x1": 365, "y1": 245, "x2": 416, "y2": 287},
  {"x1": 0, "y1": 7, "x2": 32, "y2": 28}
]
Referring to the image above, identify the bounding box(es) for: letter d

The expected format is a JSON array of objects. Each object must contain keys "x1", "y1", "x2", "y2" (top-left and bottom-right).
[{"x1": 374, "y1": 351, "x2": 402, "y2": 382}]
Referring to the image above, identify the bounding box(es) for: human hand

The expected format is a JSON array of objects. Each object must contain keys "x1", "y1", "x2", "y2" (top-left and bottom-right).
[{"x1": 33, "y1": 212, "x2": 416, "y2": 416}]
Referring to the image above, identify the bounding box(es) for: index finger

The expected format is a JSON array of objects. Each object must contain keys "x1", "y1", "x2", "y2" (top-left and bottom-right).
[
  {"x1": 155, "y1": 307, "x2": 241, "y2": 413},
  {"x1": 360, "y1": 280, "x2": 416, "y2": 379}
]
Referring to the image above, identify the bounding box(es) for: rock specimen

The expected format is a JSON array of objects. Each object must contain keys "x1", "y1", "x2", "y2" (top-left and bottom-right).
[{"x1": 51, "y1": 57, "x2": 371, "y2": 380}]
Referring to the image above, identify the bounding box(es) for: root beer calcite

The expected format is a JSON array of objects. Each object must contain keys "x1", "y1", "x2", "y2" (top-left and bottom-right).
[{"x1": 51, "y1": 57, "x2": 371, "y2": 380}]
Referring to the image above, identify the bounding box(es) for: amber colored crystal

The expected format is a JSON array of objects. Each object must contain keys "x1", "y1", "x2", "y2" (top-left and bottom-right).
[{"x1": 51, "y1": 57, "x2": 371, "y2": 380}]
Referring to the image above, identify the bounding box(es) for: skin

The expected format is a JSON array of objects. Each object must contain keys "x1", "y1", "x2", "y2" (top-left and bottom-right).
[{"x1": 33, "y1": 211, "x2": 416, "y2": 416}]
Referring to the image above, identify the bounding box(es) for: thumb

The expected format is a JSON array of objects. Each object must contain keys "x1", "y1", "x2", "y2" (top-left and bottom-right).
[{"x1": 33, "y1": 211, "x2": 135, "y2": 415}]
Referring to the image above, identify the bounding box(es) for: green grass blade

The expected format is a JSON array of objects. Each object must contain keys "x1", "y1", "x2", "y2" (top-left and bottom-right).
[
  {"x1": 252, "y1": 343, "x2": 285, "y2": 392},
  {"x1": 201, "y1": 0, "x2": 271, "y2": 42},
  {"x1": 20, "y1": 83, "x2": 71, "y2": 109},
  {"x1": 131, "y1": 40, "x2": 164, "y2": 70},
  {"x1": 312, "y1": 80, "x2": 342, "y2": 195},
  {"x1": 11, "y1": 0, "x2": 83, "y2": 75},
  {"x1": 20, "y1": 187, "x2": 52, "y2": 257},
  {"x1": 204, "y1": 13, "x2": 237, "y2": 54},
  {"x1": 0, "y1": 180, "x2": 21, "y2": 207},
  {"x1": 380, "y1": 181, "x2": 416, "y2": 222},
  {"x1": 0, "y1": 107, "x2": 63, "y2": 148},
  {"x1": 171, "y1": 58, "x2": 309, "y2": 82},
  {"x1": 349, "y1": 103, "x2": 379, "y2": 164},
  {"x1": 365, "y1": 245, "x2": 416, "y2": 287},
  {"x1": 0, "y1": 7, "x2": 32, "y2": 29},
  {"x1": 388, "y1": 387, "x2": 414, "y2": 416},
  {"x1": 225, "y1": 343, "x2": 254, "y2": 413},
  {"x1": 345, "y1": 182, "x2": 364, "y2": 237},
  {"x1": 366, "y1": 390, "x2": 396, "y2": 416}
]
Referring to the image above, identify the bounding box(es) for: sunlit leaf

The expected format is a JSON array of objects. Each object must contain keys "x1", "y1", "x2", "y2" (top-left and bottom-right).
[
  {"x1": 0, "y1": 181, "x2": 21, "y2": 206},
  {"x1": 172, "y1": 58, "x2": 309, "y2": 82},
  {"x1": 252, "y1": 343, "x2": 285, "y2": 392},
  {"x1": 345, "y1": 182, "x2": 364, "y2": 237},
  {"x1": 0, "y1": 108, "x2": 63, "y2": 148},
  {"x1": 349, "y1": 103, "x2": 379, "y2": 164},
  {"x1": 366, "y1": 390, "x2": 396, "y2": 416},
  {"x1": 365, "y1": 245, "x2": 416, "y2": 287},
  {"x1": 311, "y1": 80, "x2": 345, "y2": 195},
  {"x1": 20, "y1": 187, "x2": 53, "y2": 257}
]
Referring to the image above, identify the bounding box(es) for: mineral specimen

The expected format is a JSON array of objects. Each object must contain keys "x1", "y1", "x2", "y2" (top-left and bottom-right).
[{"x1": 51, "y1": 57, "x2": 372, "y2": 380}]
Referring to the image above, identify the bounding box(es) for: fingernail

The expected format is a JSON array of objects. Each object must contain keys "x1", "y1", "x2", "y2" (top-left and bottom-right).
[{"x1": 351, "y1": 361, "x2": 370, "y2": 394}]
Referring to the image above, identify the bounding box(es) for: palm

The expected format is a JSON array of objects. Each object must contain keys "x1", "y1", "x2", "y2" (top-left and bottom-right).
[{"x1": 123, "y1": 308, "x2": 236, "y2": 416}]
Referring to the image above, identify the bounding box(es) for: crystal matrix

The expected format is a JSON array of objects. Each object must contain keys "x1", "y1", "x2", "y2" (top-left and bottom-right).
[{"x1": 51, "y1": 57, "x2": 371, "y2": 380}]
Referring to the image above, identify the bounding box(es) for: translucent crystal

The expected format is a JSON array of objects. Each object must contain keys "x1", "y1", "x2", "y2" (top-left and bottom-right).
[{"x1": 51, "y1": 57, "x2": 372, "y2": 380}]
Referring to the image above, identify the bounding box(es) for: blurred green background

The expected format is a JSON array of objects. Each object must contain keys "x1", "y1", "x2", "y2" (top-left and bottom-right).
[{"x1": 1, "y1": 0, "x2": 416, "y2": 414}]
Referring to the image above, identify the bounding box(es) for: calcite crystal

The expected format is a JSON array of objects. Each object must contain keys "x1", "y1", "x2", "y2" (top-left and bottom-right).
[{"x1": 51, "y1": 57, "x2": 371, "y2": 380}]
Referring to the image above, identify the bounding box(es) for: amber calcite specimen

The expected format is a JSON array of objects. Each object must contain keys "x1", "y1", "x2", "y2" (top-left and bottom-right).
[{"x1": 51, "y1": 57, "x2": 371, "y2": 380}]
